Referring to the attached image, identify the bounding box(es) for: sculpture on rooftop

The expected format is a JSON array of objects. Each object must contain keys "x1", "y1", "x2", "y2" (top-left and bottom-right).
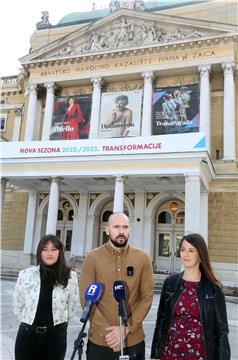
[
  {"x1": 109, "y1": 0, "x2": 145, "y2": 12},
  {"x1": 109, "y1": 0, "x2": 121, "y2": 12},
  {"x1": 134, "y1": 0, "x2": 144, "y2": 10},
  {"x1": 36, "y1": 11, "x2": 51, "y2": 29}
]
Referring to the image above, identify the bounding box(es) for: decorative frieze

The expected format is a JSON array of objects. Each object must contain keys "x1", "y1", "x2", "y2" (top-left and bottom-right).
[
  {"x1": 89, "y1": 193, "x2": 101, "y2": 207},
  {"x1": 125, "y1": 193, "x2": 135, "y2": 207},
  {"x1": 146, "y1": 192, "x2": 159, "y2": 207},
  {"x1": 46, "y1": 17, "x2": 209, "y2": 59},
  {"x1": 105, "y1": 80, "x2": 143, "y2": 92}
]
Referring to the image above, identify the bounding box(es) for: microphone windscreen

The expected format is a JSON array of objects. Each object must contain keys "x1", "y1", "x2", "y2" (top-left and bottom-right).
[
  {"x1": 113, "y1": 280, "x2": 126, "y2": 301},
  {"x1": 84, "y1": 282, "x2": 102, "y2": 303}
]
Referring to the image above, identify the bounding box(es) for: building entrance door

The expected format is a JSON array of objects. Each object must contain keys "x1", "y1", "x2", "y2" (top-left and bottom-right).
[
  {"x1": 155, "y1": 231, "x2": 183, "y2": 273},
  {"x1": 154, "y1": 201, "x2": 184, "y2": 274}
]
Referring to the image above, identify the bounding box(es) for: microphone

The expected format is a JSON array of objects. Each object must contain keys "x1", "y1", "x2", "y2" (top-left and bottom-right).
[
  {"x1": 80, "y1": 282, "x2": 102, "y2": 323},
  {"x1": 113, "y1": 280, "x2": 128, "y2": 326}
]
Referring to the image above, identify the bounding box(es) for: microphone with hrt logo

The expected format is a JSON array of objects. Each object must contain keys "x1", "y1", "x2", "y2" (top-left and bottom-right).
[
  {"x1": 113, "y1": 280, "x2": 129, "y2": 360},
  {"x1": 80, "y1": 282, "x2": 102, "y2": 323},
  {"x1": 113, "y1": 280, "x2": 128, "y2": 326}
]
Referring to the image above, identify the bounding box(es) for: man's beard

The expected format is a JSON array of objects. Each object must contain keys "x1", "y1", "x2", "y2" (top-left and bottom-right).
[{"x1": 109, "y1": 235, "x2": 128, "y2": 248}]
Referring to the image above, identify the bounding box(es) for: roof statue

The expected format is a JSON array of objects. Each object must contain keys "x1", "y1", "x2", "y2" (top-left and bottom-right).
[
  {"x1": 109, "y1": 1, "x2": 121, "y2": 12},
  {"x1": 133, "y1": 0, "x2": 145, "y2": 10},
  {"x1": 36, "y1": 11, "x2": 51, "y2": 30},
  {"x1": 109, "y1": 0, "x2": 145, "y2": 12}
]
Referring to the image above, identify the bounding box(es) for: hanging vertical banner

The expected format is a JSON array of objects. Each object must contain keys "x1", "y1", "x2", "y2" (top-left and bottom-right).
[
  {"x1": 99, "y1": 90, "x2": 142, "y2": 138},
  {"x1": 50, "y1": 94, "x2": 92, "y2": 140},
  {"x1": 152, "y1": 84, "x2": 200, "y2": 135}
]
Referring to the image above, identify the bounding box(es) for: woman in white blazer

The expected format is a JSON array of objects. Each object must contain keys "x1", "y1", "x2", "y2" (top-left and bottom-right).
[{"x1": 13, "y1": 234, "x2": 79, "y2": 360}]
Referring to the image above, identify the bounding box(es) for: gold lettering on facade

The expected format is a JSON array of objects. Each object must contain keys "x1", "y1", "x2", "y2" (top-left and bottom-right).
[
  {"x1": 192, "y1": 50, "x2": 216, "y2": 58},
  {"x1": 36, "y1": 48, "x2": 219, "y2": 78},
  {"x1": 40, "y1": 68, "x2": 71, "y2": 76}
]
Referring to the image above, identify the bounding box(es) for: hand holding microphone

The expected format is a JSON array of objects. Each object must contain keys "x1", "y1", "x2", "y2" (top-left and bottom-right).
[
  {"x1": 111, "y1": 280, "x2": 130, "y2": 358},
  {"x1": 80, "y1": 282, "x2": 102, "y2": 323}
]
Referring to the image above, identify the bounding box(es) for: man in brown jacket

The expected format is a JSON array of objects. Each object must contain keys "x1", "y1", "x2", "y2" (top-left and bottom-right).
[{"x1": 79, "y1": 212, "x2": 154, "y2": 360}]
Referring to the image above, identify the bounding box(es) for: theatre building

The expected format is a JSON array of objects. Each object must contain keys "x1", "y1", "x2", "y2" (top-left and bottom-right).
[{"x1": 1, "y1": 0, "x2": 238, "y2": 285}]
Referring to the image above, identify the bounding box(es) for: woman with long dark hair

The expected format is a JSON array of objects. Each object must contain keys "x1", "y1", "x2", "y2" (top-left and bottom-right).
[
  {"x1": 151, "y1": 233, "x2": 230, "y2": 360},
  {"x1": 13, "y1": 234, "x2": 79, "y2": 360}
]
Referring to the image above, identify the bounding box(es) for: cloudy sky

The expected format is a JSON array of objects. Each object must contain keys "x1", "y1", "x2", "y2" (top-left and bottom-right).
[{"x1": 0, "y1": 0, "x2": 110, "y2": 77}]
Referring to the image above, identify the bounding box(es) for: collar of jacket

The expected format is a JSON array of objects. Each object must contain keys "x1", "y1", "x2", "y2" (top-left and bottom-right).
[
  {"x1": 176, "y1": 271, "x2": 208, "y2": 291},
  {"x1": 105, "y1": 241, "x2": 129, "y2": 255}
]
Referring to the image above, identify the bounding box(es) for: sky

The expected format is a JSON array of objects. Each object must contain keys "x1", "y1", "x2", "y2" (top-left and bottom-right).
[{"x1": 0, "y1": 0, "x2": 110, "y2": 77}]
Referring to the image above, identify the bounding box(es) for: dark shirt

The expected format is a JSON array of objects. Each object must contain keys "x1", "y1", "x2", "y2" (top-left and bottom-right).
[{"x1": 33, "y1": 277, "x2": 54, "y2": 327}]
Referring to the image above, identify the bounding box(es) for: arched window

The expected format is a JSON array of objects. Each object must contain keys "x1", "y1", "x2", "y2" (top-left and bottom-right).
[
  {"x1": 102, "y1": 210, "x2": 129, "y2": 222},
  {"x1": 102, "y1": 210, "x2": 113, "y2": 222},
  {"x1": 68, "y1": 210, "x2": 74, "y2": 221},
  {"x1": 158, "y1": 211, "x2": 172, "y2": 224},
  {"x1": 57, "y1": 210, "x2": 63, "y2": 221},
  {"x1": 176, "y1": 211, "x2": 185, "y2": 224},
  {"x1": 65, "y1": 230, "x2": 72, "y2": 251}
]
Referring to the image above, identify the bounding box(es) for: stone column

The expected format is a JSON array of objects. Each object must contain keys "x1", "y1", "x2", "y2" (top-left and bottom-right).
[
  {"x1": 133, "y1": 193, "x2": 145, "y2": 249},
  {"x1": 12, "y1": 108, "x2": 22, "y2": 141},
  {"x1": 198, "y1": 65, "x2": 211, "y2": 153},
  {"x1": 185, "y1": 175, "x2": 201, "y2": 234},
  {"x1": 144, "y1": 216, "x2": 155, "y2": 258},
  {"x1": 89, "y1": 77, "x2": 103, "y2": 138},
  {"x1": 0, "y1": 177, "x2": 7, "y2": 219},
  {"x1": 113, "y1": 176, "x2": 125, "y2": 213},
  {"x1": 24, "y1": 84, "x2": 37, "y2": 141},
  {"x1": 142, "y1": 71, "x2": 154, "y2": 136},
  {"x1": 21, "y1": 192, "x2": 37, "y2": 265},
  {"x1": 46, "y1": 177, "x2": 60, "y2": 235},
  {"x1": 42, "y1": 82, "x2": 55, "y2": 140},
  {"x1": 71, "y1": 193, "x2": 88, "y2": 258},
  {"x1": 200, "y1": 190, "x2": 208, "y2": 244},
  {"x1": 85, "y1": 214, "x2": 100, "y2": 253},
  {"x1": 222, "y1": 62, "x2": 236, "y2": 160}
]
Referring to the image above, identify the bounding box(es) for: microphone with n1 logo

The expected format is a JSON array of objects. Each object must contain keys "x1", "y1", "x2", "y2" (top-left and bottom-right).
[
  {"x1": 80, "y1": 282, "x2": 102, "y2": 323},
  {"x1": 113, "y1": 280, "x2": 128, "y2": 326}
]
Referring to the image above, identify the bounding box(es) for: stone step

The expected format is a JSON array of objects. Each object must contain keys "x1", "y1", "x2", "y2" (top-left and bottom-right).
[
  {"x1": 0, "y1": 268, "x2": 20, "y2": 281},
  {"x1": 153, "y1": 273, "x2": 168, "y2": 293},
  {"x1": 0, "y1": 267, "x2": 169, "y2": 293}
]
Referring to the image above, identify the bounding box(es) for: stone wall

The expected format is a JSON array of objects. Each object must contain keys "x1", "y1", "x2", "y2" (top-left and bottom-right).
[
  {"x1": 208, "y1": 192, "x2": 238, "y2": 263},
  {"x1": 1, "y1": 192, "x2": 28, "y2": 250}
]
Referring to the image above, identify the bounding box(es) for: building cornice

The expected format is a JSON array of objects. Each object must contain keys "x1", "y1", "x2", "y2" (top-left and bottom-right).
[{"x1": 23, "y1": 33, "x2": 237, "y2": 71}]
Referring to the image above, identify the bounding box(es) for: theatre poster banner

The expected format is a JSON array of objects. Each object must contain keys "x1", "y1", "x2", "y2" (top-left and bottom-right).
[
  {"x1": 50, "y1": 94, "x2": 92, "y2": 140},
  {"x1": 99, "y1": 90, "x2": 143, "y2": 138},
  {"x1": 1, "y1": 133, "x2": 206, "y2": 159},
  {"x1": 152, "y1": 84, "x2": 200, "y2": 135}
]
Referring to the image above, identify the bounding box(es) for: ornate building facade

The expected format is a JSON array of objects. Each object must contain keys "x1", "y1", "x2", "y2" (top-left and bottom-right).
[{"x1": 1, "y1": 0, "x2": 238, "y2": 285}]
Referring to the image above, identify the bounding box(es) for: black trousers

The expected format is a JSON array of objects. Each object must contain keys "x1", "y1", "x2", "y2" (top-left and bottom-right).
[
  {"x1": 86, "y1": 339, "x2": 145, "y2": 360},
  {"x1": 15, "y1": 322, "x2": 67, "y2": 360}
]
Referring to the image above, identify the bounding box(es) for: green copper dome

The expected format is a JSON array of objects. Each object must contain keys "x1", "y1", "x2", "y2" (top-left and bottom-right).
[
  {"x1": 57, "y1": 1, "x2": 205, "y2": 25},
  {"x1": 58, "y1": 8, "x2": 110, "y2": 25}
]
